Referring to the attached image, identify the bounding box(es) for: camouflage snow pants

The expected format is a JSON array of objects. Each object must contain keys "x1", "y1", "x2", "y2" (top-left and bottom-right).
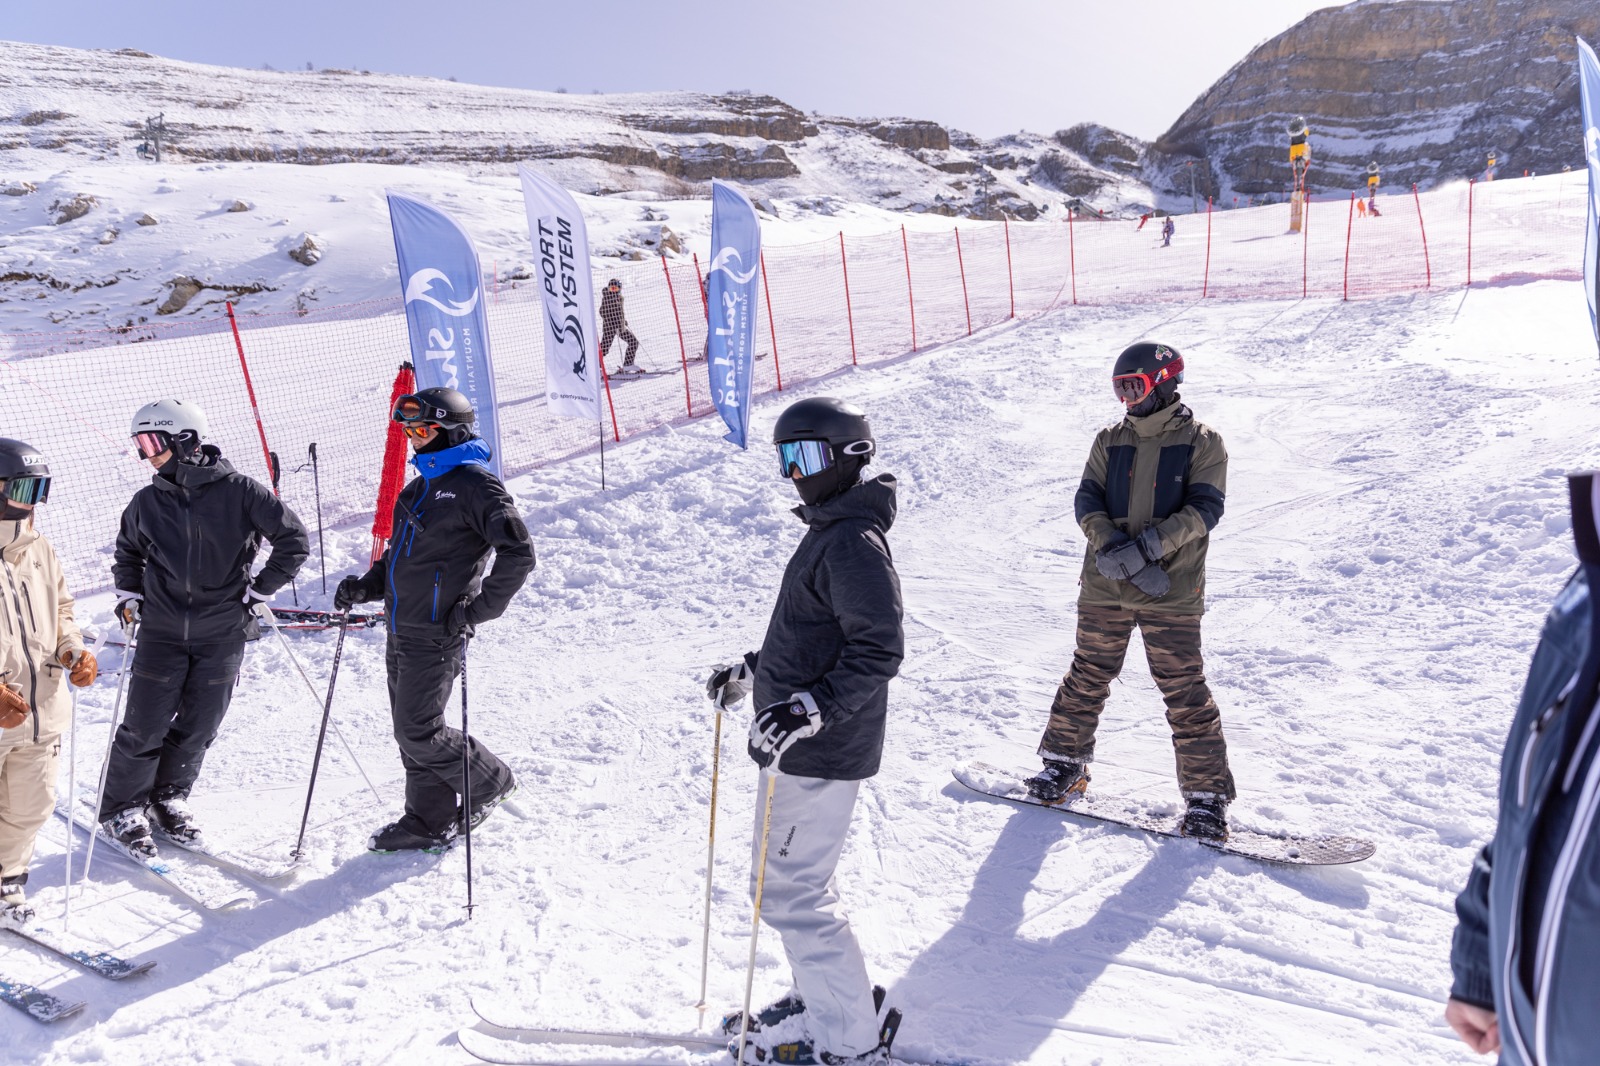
[{"x1": 1039, "y1": 605, "x2": 1235, "y2": 800}]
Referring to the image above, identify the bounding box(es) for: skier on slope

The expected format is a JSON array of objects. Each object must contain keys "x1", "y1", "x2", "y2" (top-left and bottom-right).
[
  {"x1": 333, "y1": 387, "x2": 531, "y2": 852},
  {"x1": 1022, "y1": 342, "x2": 1236, "y2": 840},
  {"x1": 101, "y1": 401, "x2": 309, "y2": 857},
  {"x1": 1161, "y1": 216, "x2": 1176, "y2": 247},
  {"x1": 599, "y1": 278, "x2": 643, "y2": 374},
  {"x1": 0, "y1": 440, "x2": 97, "y2": 922},
  {"x1": 706, "y1": 396, "x2": 903, "y2": 1065}
]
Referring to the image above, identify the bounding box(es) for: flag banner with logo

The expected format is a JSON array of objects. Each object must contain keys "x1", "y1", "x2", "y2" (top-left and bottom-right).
[
  {"x1": 706, "y1": 180, "x2": 762, "y2": 449},
  {"x1": 1579, "y1": 37, "x2": 1600, "y2": 354},
  {"x1": 386, "y1": 191, "x2": 502, "y2": 475},
  {"x1": 517, "y1": 165, "x2": 602, "y2": 421}
]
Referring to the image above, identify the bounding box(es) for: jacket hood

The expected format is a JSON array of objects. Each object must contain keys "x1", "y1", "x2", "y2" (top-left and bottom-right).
[
  {"x1": 0, "y1": 517, "x2": 39, "y2": 562},
  {"x1": 411, "y1": 436, "x2": 492, "y2": 480},
  {"x1": 794, "y1": 473, "x2": 897, "y2": 532}
]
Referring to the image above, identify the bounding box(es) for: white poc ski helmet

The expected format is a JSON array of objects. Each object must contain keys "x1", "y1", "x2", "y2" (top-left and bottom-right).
[{"x1": 130, "y1": 399, "x2": 209, "y2": 460}]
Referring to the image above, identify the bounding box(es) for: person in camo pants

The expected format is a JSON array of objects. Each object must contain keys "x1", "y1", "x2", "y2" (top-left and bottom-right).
[{"x1": 1024, "y1": 341, "x2": 1236, "y2": 840}]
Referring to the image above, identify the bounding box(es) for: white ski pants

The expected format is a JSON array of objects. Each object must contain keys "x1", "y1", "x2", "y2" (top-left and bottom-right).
[{"x1": 750, "y1": 771, "x2": 879, "y2": 1057}]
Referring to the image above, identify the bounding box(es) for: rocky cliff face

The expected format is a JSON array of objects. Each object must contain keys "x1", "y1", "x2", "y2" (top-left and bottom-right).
[{"x1": 1150, "y1": 0, "x2": 1600, "y2": 201}]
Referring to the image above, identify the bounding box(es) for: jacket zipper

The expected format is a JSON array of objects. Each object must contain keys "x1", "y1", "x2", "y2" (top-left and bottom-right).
[
  {"x1": 1518, "y1": 701, "x2": 1562, "y2": 808},
  {"x1": 183, "y1": 486, "x2": 195, "y2": 643},
  {"x1": 1, "y1": 557, "x2": 40, "y2": 742},
  {"x1": 431, "y1": 569, "x2": 442, "y2": 622}
]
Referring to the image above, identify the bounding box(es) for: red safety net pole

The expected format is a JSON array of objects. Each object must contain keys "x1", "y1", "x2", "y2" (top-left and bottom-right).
[
  {"x1": 1067, "y1": 209, "x2": 1078, "y2": 306},
  {"x1": 1412, "y1": 183, "x2": 1432, "y2": 289},
  {"x1": 760, "y1": 250, "x2": 783, "y2": 390},
  {"x1": 1466, "y1": 179, "x2": 1476, "y2": 287},
  {"x1": 1202, "y1": 197, "x2": 1214, "y2": 299},
  {"x1": 954, "y1": 227, "x2": 972, "y2": 335},
  {"x1": 1342, "y1": 192, "x2": 1356, "y2": 301},
  {"x1": 1004, "y1": 218, "x2": 1016, "y2": 319},
  {"x1": 598, "y1": 345, "x2": 621, "y2": 442},
  {"x1": 900, "y1": 225, "x2": 918, "y2": 352},
  {"x1": 839, "y1": 232, "x2": 858, "y2": 364},
  {"x1": 662, "y1": 255, "x2": 692, "y2": 417},
  {"x1": 226, "y1": 301, "x2": 279, "y2": 496},
  {"x1": 1302, "y1": 194, "x2": 1311, "y2": 299},
  {"x1": 371, "y1": 361, "x2": 416, "y2": 564}
]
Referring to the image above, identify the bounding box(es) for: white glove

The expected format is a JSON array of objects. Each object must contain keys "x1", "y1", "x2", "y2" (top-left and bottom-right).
[
  {"x1": 244, "y1": 586, "x2": 276, "y2": 625},
  {"x1": 113, "y1": 591, "x2": 142, "y2": 631},
  {"x1": 706, "y1": 661, "x2": 754, "y2": 709},
  {"x1": 749, "y1": 692, "x2": 823, "y2": 766}
]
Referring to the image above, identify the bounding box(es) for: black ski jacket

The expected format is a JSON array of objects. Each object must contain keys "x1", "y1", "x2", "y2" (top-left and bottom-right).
[
  {"x1": 746, "y1": 474, "x2": 904, "y2": 780},
  {"x1": 112, "y1": 448, "x2": 309, "y2": 643},
  {"x1": 599, "y1": 288, "x2": 627, "y2": 329},
  {"x1": 348, "y1": 438, "x2": 535, "y2": 638}
]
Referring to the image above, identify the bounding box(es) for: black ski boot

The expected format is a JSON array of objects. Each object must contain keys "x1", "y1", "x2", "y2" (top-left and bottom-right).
[
  {"x1": 0, "y1": 875, "x2": 33, "y2": 925},
  {"x1": 1024, "y1": 759, "x2": 1089, "y2": 803},
  {"x1": 722, "y1": 986, "x2": 886, "y2": 1038},
  {"x1": 149, "y1": 793, "x2": 203, "y2": 845},
  {"x1": 102, "y1": 807, "x2": 159, "y2": 860},
  {"x1": 464, "y1": 772, "x2": 517, "y2": 831},
  {"x1": 735, "y1": 1006, "x2": 902, "y2": 1065},
  {"x1": 369, "y1": 814, "x2": 458, "y2": 854},
  {"x1": 1180, "y1": 797, "x2": 1229, "y2": 841}
]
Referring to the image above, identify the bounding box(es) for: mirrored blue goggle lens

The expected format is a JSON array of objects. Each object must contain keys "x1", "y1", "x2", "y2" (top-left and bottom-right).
[
  {"x1": 4, "y1": 476, "x2": 50, "y2": 505},
  {"x1": 776, "y1": 440, "x2": 834, "y2": 479}
]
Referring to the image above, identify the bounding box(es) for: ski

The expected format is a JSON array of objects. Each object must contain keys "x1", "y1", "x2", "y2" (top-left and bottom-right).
[
  {"x1": 54, "y1": 808, "x2": 253, "y2": 912},
  {"x1": 0, "y1": 913, "x2": 156, "y2": 980},
  {"x1": 270, "y1": 607, "x2": 385, "y2": 630},
  {"x1": 0, "y1": 974, "x2": 85, "y2": 1023},
  {"x1": 154, "y1": 830, "x2": 298, "y2": 885},
  {"x1": 953, "y1": 761, "x2": 1376, "y2": 866}
]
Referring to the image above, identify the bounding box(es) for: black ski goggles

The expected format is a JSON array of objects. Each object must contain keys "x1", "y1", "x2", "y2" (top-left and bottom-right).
[
  {"x1": 776, "y1": 438, "x2": 872, "y2": 479},
  {"x1": 391, "y1": 394, "x2": 454, "y2": 426},
  {"x1": 2, "y1": 476, "x2": 50, "y2": 505}
]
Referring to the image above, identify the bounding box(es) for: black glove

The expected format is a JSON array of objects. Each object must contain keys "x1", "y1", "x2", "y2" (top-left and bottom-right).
[
  {"x1": 706, "y1": 661, "x2": 754, "y2": 709},
  {"x1": 749, "y1": 693, "x2": 823, "y2": 766},
  {"x1": 446, "y1": 596, "x2": 476, "y2": 639},
  {"x1": 333, "y1": 575, "x2": 366, "y2": 612},
  {"x1": 1098, "y1": 527, "x2": 1165, "y2": 581},
  {"x1": 1128, "y1": 562, "x2": 1171, "y2": 598}
]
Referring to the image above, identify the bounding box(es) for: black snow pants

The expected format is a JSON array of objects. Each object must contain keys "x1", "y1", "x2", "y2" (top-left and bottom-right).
[
  {"x1": 600, "y1": 321, "x2": 640, "y2": 365},
  {"x1": 99, "y1": 639, "x2": 246, "y2": 821},
  {"x1": 386, "y1": 632, "x2": 512, "y2": 836}
]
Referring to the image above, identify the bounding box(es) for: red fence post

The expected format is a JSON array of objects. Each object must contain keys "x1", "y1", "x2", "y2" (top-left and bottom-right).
[
  {"x1": 599, "y1": 347, "x2": 622, "y2": 442},
  {"x1": 1412, "y1": 183, "x2": 1432, "y2": 289},
  {"x1": 661, "y1": 255, "x2": 693, "y2": 417},
  {"x1": 226, "y1": 301, "x2": 279, "y2": 495},
  {"x1": 1342, "y1": 191, "x2": 1356, "y2": 301},
  {"x1": 954, "y1": 227, "x2": 972, "y2": 335},
  {"x1": 901, "y1": 225, "x2": 917, "y2": 352},
  {"x1": 1302, "y1": 194, "x2": 1311, "y2": 298},
  {"x1": 760, "y1": 250, "x2": 782, "y2": 390},
  {"x1": 693, "y1": 252, "x2": 708, "y2": 317},
  {"x1": 839, "y1": 232, "x2": 859, "y2": 364},
  {"x1": 1466, "y1": 178, "x2": 1476, "y2": 287},
  {"x1": 1202, "y1": 197, "x2": 1213, "y2": 299},
  {"x1": 1003, "y1": 218, "x2": 1016, "y2": 319},
  {"x1": 1067, "y1": 208, "x2": 1078, "y2": 306}
]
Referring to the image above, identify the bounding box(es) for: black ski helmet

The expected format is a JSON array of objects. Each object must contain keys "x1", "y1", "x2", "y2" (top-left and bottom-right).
[
  {"x1": 772, "y1": 397, "x2": 875, "y2": 507},
  {"x1": 395, "y1": 386, "x2": 477, "y2": 446},
  {"x1": 1111, "y1": 342, "x2": 1185, "y2": 413},
  {"x1": 0, "y1": 438, "x2": 51, "y2": 518}
]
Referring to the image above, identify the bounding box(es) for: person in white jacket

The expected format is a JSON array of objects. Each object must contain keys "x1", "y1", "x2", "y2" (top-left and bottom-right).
[{"x1": 0, "y1": 439, "x2": 96, "y2": 922}]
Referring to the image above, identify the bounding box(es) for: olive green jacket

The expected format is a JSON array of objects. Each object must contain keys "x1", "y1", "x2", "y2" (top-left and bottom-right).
[{"x1": 1073, "y1": 401, "x2": 1227, "y2": 614}]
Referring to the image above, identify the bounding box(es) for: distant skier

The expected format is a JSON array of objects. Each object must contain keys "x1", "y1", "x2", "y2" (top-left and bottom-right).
[
  {"x1": 1161, "y1": 216, "x2": 1176, "y2": 247},
  {"x1": 1357, "y1": 198, "x2": 1368, "y2": 219},
  {"x1": 335, "y1": 387, "x2": 532, "y2": 853},
  {"x1": 101, "y1": 401, "x2": 308, "y2": 857},
  {"x1": 1367, "y1": 199, "x2": 1382, "y2": 218},
  {"x1": 707, "y1": 396, "x2": 903, "y2": 1065},
  {"x1": 1137, "y1": 212, "x2": 1152, "y2": 231},
  {"x1": 1023, "y1": 343, "x2": 1235, "y2": 840},
  {"x1": 599, "y1": 278, "x2": 642, "y2": 373},
  {"x1": 0, "y1": 439, "x2": 96, "y2": 922}
]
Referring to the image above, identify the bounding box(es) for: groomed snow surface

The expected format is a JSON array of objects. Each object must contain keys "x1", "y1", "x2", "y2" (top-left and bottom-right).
[{"x1": 12, "y1": 278, "x2": 1600, "y2": 1065}]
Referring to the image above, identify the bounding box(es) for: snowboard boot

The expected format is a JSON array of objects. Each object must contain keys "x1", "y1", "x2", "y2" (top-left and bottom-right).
[
  {"x1": 1024, "y1": 758, "x2": 1090, "y2": 804},
  {"x1": 148, "y1": 792, "x2": 204, "y2": 846},
  {"x1": 103, "y1": 807, "x2": 159, "y2": 860},
  {"x1": 464, "y1": 772, "x2": 517, "y2": 831},
  {"x1": 369, "y1": 814, "x2": 458, "y2": 854},
  {"x1": 0, "y1": 875, "x2": 32, "y2": 924},
  {"x1": 721, "y1": 985, "x2": 886, "y2": 1038},
  {"x1": 1180, "y1": 796, "x2": 1229, "y2": 841}
]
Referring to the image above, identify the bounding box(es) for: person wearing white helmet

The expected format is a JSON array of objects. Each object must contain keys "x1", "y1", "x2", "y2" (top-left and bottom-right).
[{"x1": 99, "y1": 400, "x2": 309, "y2": 859}]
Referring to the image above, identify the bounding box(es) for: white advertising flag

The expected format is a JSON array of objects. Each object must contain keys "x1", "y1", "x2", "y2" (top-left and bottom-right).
[{"x1": 518, "y1": 164, "x2": 602, "y2": 420}]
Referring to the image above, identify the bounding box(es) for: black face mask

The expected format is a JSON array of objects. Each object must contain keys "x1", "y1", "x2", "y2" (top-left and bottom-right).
[
  {"x1": 1127, "y1": 388, "x2": 1179, "y2": 418},
  {"x1": 793, "y1": 456, "x2": 864, "y2": 507},
  {"x1": 0, "y1": 501, "x2": 31, "y2": 521}
]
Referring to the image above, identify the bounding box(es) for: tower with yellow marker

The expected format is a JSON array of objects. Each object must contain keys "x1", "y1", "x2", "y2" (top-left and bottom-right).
[{"x1": 1288, "y1": 116, "x2": 1311, "y2": 232}]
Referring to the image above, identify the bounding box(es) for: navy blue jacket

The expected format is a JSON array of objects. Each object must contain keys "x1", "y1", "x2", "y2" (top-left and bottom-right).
[
  {"x1": 349, "y1": 439, "x2": 535, "y2": 639},
  {"x1": 746, "y1": 475, "x2": 904, "y2": 780},
  {"x1": 1450, "y1": 472, "x2": 1600, "y2": 1065}
]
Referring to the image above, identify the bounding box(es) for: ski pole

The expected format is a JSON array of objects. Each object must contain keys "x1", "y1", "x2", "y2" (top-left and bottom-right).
[
  {"x1": 695, "y1": 703, "x2": 725, "y2": 1014},
  {"x1": 85, "y1": 619, "x2": 138, "y2": 883},
  {"x1": 460, "y1": 635, "x2": 474, "y2": 920},
  {"x1": 735, "y1": 770, "x2": 779, "y2": 1066},
  {"x1": 64, "y1": 685, "x2": 77, "y2": 931},
  {"x1": 260, "y1": 605, "x2": 383, "y2": 807},
  {"x1": 291, "y1": 610, "x2": 348, "y2": 863},
  {"x1": 309, "y1": 443, "x2": 326, "y2": 595}
]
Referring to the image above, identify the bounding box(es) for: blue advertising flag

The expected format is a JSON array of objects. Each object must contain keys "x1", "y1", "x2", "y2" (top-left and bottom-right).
[
  {"x1": 706, "y1": 180, "x2": 762, "y2": 449},
  {"x1": 1579, "y1": 37, "x2": 1600, "y2": 354},
  {"x1": 386, "y1": 191, "x2": 503, "y2": 474}
]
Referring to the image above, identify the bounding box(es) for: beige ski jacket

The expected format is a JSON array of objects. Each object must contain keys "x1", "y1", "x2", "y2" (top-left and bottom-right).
[{"x1": 0, "y1": 518, "x2": 84, "y2": 743}]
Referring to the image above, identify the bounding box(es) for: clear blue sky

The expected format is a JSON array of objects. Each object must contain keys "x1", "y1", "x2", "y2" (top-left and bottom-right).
[{"x1": 1, "y1": 1, "x2": 1343, "y2": 141}]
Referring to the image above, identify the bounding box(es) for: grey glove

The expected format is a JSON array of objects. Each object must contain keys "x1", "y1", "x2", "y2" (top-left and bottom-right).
[
  {"x1": 1128, "y1": 562, "x2": 1171, "y2": 598},
  {"x1": 1098, "y1": 527, "x2": 1165, "y2": 581},
  {"x1": 1093, "y1": 533, "x2": 1133, "y2": 579},
  {"x1": 706, "y1": 661, "x2": 753, "y2": 709}
]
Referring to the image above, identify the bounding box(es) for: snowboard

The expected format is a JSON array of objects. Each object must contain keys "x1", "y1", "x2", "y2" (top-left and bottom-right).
[{"x1": 952, "y1": 762, "x2": 1375, "y2": 866}]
